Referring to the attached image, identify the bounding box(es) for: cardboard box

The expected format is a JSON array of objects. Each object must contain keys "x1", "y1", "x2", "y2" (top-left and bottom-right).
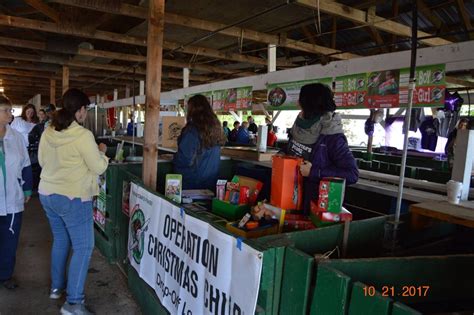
[
  {"x1": 270, "y1": 155, "x2": 303, "y2": 211},
  {"x1": 314, "y1": 177, "x2": 346, "y2": 213},
  {"x1": 162, "y1": 116, "x2": 186, "y2": 148}
]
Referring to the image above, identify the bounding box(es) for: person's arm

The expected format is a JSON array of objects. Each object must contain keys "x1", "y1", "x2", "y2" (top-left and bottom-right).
[
  {"x1": 309, "y1": 135, "x2": 359, "y2": 185},
  {"x1": 173, "y1": 127, "x2": 199, "y2": 169},
  {"x1": 77, "y1": 131, "x2": 109, "y2": 175},
  {"x1": 20, "y1": 140, "x2": 33, "y2": 201}
]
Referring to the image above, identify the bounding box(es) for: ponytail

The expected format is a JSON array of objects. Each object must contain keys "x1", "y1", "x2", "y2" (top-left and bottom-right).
[
  {"x1": 51, "y1": 108, "x2": 75, "y2": 132},
  {"x1": 51, "y1": 88, "x2": 89, "y2": 132}
]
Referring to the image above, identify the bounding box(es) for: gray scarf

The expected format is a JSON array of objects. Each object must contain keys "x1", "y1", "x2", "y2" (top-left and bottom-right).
[{"x1": 290, "y1": 112, "x2": 343, "y2": 145}]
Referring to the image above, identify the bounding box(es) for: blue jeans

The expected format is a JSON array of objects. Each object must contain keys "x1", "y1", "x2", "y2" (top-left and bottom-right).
[{"x1": 40, "y1": 194, "x2": 94, "y2": 304}]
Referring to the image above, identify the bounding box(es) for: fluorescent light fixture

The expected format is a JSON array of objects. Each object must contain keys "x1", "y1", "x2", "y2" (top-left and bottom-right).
[{"x1": 0, "y1": 87, "x2": 4, "y2": 93}]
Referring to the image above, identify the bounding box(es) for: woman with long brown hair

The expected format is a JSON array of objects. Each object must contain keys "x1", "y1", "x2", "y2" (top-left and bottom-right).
[
  {"x1": 11, "y1": 103, "x2": 39, "y2": 146},
  {"x1": 173, "y1": 94, "x2": 226, "y2": 190}
]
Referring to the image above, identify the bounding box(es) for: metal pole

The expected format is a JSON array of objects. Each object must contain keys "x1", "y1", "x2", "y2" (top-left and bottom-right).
[
  {"x1": 132, "y1": 67, "x2": 136, "y2": 156},
  {"x1": 394, "y1": 0, "x2": 418, "y2": 225}
]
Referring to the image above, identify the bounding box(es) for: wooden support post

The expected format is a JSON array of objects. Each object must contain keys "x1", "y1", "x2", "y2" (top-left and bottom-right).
[
  {"x1": 50, "y1": 79, "x2": 56, "y2": 104},
  {"x1": 62, "y1": 65, "x2": 69, "y2": 95},
  {"x1": 142, "y1": 0, "x2": 164, "y2": 190},
  {"x1": 267, "y1": 44, "x2": 276, "y2": 73},
  {"x1": 183, "y1": 67, "x2": 190, "y2": 88},
  {"x1": 139, "y1": 80, "x2": 145, "y2": 96}
]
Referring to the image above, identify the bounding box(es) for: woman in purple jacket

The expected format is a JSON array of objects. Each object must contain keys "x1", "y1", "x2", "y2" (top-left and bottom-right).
[{"x1": 285, "y1": 83, "x2": 359, "y2": 212}]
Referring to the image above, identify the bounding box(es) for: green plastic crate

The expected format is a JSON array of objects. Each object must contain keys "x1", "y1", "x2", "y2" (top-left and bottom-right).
[{"x1": 211, "y1": 198, "x2": 250, "y2": 220}]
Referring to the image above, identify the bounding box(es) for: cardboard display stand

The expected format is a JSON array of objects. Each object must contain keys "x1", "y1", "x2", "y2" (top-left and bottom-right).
[{"x1": 161, "y1": 116, "x2": 186, "y2": 148}]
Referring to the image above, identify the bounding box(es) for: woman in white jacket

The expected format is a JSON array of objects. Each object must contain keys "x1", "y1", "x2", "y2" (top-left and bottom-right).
[
  {"x1": 0, "y1": 94, "x2": 32, "y2": 289},
  {"x1": 10, "y1": 103, "x2": 38, "y2": 147}
]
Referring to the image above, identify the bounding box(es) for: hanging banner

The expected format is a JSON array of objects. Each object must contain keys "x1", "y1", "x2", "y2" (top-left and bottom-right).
[
  {"x1": 399, "y1": 64, "x2": 446, "y2": 107},
  {"x1": 223, "y1": 88, "x2": 237, "y2": 111},
  {"x1": 266, "y1": 78, "x2": 333, "y2": 110},
  {"x1": 213, "y1": 87, "x2": 253, "y2": 111},
  {"x1": 366, "y1": 69, "x2": 401, "y2": 108},
  {"x1": 93, "y1": 174, "x2": 107, "y2": 231},
  {"x1": 185, "y1": 92, "x2": 213, "y2": 111},
  {"x1": 236, "y1": 86, "x2": 253, "y2": 110},
  {"x1": 334, "y1": 73, "x2": 368, "y2": 108},
  {"x1": 128, "y1": 183, "x2": 263, "y2": 315},
  {"x1": 212, "y1": 89, "x2": 226, "y2": 111}
]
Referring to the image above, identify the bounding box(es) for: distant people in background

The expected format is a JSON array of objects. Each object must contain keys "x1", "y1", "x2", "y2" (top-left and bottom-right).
[
  {"x1": 38, "y1": 109, "x2": 47, "y2": 124},
  {"x1": 267, "y1": 124, "x2": 277, "y2": 147},
  {"x1": 236, "y1": 121, "x2": 251, "y2": 144},
  {"x1": 11, "y1": 104, "x2": 39, "y2": 146},
  {"x1": 173, "y1": 95, "x2": 226, "y2": 190},
  {"x1": 229, "y1": 121, "x2": 240, "y2": 142},
  {"x1": 44, "y1": 104, "x2": 56, "y2": 128},
  {"x1": 445, "y1": 118, "x2": 469, "y2": 167},
  {"x1": 222, "y1": 121, "x2": 230, "y2": 139},
  {"x1": 248, "y1": 116, "x2": 258, "y2": 134},
  {"x1": 0, "y1": 94, "x2": 32, "y2": 290},
  {"x1": 28, "y1": 104, "x2": 56, "y2": 192},
  {"x1": 265, "y1": 116, "x2": 272, "y2": 126}
]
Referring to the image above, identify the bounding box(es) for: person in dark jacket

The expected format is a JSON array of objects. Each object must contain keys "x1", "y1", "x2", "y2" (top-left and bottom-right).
[
  {"x1": 28, "y1": 104, "x2": 56, "y2": 191},
  {"x1": 229, "y1": 121, "x2": 240, "y2": 142},
  {"x1": 173, "y1": 95, "x2": 226, "y2": 191},
  {"x1": 248, "y1": 116, "x2": 258, "y2": 134},
  {"x1": 285, "y1": 83, "x2": 358, "y2": 211}
]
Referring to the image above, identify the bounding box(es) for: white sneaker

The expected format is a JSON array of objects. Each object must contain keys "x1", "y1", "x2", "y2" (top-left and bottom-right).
[
  {"x1": 60, "y1": 302, "x2": 94, "y2": 315},
  {"x1": 49, "y1": 288, "x2": 64, "y2": 299}
]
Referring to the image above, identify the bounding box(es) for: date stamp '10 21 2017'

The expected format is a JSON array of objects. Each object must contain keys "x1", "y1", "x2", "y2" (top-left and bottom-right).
[{"x1": 363, "y1": 285, "x2": 430, "y2": 297}]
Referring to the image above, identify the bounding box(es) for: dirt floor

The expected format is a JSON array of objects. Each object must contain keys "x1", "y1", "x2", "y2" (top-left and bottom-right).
[{"x1": 0, "y1": 196, "x2": 141, "y2": 315}]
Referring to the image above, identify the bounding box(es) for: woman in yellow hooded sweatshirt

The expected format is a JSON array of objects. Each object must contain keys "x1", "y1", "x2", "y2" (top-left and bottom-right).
[{"x1": 38, "y1": 88, "x2": 108, "y2": 315}]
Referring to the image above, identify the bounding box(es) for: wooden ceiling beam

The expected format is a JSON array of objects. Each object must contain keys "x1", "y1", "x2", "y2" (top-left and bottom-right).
[
  {"x1": 0, "y1": 50, "x2": 213, "y2": 82},
  {"x1": 0, "y1": 36, "x2": 253, "y2": 76},
  {"x1": 417, "y1": 0, "x2": 442, "y2": 31},
  {"x1": 0, "y1": 68, "x2": 136, "y2": 87},
  {"x1": 23, "y1": 0, "x2": 60, "y2": 22},
  {"x1": 0, "y1": 15, "x2": 279, "y2": 66},
  {"x1": 48, "y1": 0, "x2": 357, "y2": 59},
  {"x1": 390, "y1": 0, "x2": 399, "y2": 52},
  {"x1": 446, "y1": 76, "x2": 474, "y2": 88},
  {"x1": 455, "y1": 0, "x2": 474, "y2": 40},
  {"x1": 295, "y1": 0, "x2": 452, "y2": 46},
  {"x1": 366, "y1": 6, "x2": 388, "y2": 53}
]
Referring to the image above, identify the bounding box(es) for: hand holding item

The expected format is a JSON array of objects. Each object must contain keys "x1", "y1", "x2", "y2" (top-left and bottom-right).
[
  {"x1": 300, "y1": 161, "x2": 312, "y2": 177},
  {"x1": 98, "y1": 143, "x2": 107, "y2": 153},
  {"x1": 251, "y1": 203, "x2": 266, "y2": 220}
]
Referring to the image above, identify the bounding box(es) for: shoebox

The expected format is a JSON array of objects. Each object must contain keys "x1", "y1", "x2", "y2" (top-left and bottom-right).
[
  {"x1": 314, "y1": 177, "x2": 346, "y2": 213},
  {"x1": 283, "y1": 214, "x2": 316, "y2": 231},
  {"x1": 309, "y1": 204, "x2": 352, "y2": 227}
]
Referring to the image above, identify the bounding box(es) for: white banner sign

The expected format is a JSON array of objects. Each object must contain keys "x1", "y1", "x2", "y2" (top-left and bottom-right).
[{"x1": 128, "y1": 183, "x2": 263, "y2": 315}]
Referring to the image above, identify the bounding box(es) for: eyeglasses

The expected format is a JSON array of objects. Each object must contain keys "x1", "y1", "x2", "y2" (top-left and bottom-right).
[{"x1": 0, "y1": 108, "x2": 13, "y2": 113}]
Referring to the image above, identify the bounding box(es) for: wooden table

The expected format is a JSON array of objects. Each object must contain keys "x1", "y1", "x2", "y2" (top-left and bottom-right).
[{"x1": 410, "y1": 200, "x2": 474, "y2": 228}]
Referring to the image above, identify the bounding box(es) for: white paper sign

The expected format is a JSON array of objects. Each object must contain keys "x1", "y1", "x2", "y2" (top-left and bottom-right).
[{"x1": 128, "y1": 183, "x2": 263, "y2": 315}]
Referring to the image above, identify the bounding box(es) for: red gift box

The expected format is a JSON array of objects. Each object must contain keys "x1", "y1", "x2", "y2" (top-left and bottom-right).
[{"x1": 283, "y1": 214, "x2": 316, "y2": 231}]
